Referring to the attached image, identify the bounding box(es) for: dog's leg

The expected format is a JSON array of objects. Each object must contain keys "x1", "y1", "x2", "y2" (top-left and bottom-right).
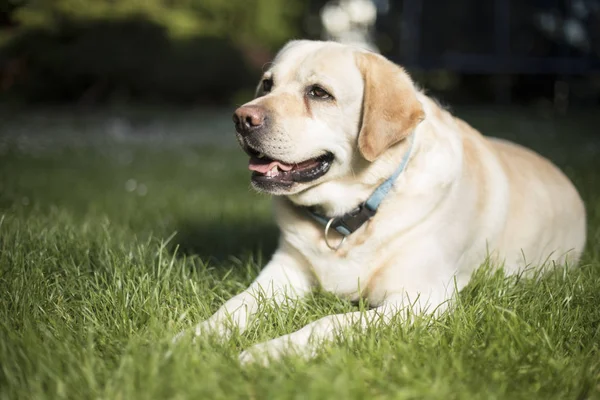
[
  {"x1": 177, "y1": 244, "x2": 313, "y2": 341},
  {"x1": 238, "y1": 291, "x2": 450, "y2": 365}
]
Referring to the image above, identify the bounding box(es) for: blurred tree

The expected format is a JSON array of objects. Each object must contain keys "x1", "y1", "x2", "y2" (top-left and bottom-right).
[
  {"x1": 0, "y1": 0, "x2": 307, "y2": 104},
  {"x1": 10, "y1": 0, "x2": 303, "y2": 47}
]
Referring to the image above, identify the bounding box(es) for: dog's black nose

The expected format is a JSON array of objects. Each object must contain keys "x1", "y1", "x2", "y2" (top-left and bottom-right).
[{"x1": 233, "y1": 105, "x2": 266, "y2": 135}]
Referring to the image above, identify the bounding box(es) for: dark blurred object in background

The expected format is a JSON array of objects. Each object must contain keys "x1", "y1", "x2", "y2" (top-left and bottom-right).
[
  {"x1": 0, "y1": 0, "x2": 598, "y2": 108},
  {"x1": 383, "y1": 0, "x2": 600, "y2": 108}
]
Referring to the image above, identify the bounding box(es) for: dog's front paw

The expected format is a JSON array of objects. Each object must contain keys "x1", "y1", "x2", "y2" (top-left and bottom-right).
[
  {"x1": 239, "y1": 341, "x2": 283, "y2": 366},
  {"x1": 173, "y1": 319, "x2": 233, "y2": 344},
  {"x1": 239, "y1": 336, "x2": 304, "y2": 366},
  {"x1": 238, "y1": 348, "x2": 263, "y2": 365}
]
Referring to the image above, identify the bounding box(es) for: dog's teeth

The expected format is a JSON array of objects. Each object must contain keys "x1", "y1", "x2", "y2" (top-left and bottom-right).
[
  {"x1": 266, "y1": 165, "x2": 279, "y2": 177},
  {"x1": 257, "y1": 153, "x2": 265, "y2": 159}
]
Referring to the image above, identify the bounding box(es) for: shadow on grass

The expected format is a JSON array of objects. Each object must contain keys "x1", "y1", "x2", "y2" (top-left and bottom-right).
[{"x1": 172, "y1": 219, "x2": 279, "y2": 264}]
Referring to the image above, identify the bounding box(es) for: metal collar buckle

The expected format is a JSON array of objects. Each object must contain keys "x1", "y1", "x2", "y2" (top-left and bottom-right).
[{"x1": 322, "y1": 204, "x2": 376, "y2": 250}]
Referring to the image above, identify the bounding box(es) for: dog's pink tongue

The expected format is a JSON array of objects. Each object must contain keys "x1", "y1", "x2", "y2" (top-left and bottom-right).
[{"x1": 248, "y1": 159, "x2": 294, "y2": 173}]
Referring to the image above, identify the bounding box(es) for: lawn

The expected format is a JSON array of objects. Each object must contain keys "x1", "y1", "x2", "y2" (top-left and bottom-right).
[{"x1": 1, "y1": 108, "x2": 599, "y2": 399}]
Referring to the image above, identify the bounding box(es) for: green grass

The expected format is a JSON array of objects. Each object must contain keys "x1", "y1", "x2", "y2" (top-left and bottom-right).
[{"x1": 1, "y1": 110, "x2": 600, "y2": 399}]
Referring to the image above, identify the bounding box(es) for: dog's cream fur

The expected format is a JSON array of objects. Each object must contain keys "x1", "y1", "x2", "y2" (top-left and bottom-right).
[{"x1": 184, "y1": 40, "x2": 586, "y2": 364}]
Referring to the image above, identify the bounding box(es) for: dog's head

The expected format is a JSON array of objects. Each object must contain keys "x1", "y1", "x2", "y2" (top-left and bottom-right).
[{"x1": 233, "y1": 40, "x2": 424, "y2": 197}]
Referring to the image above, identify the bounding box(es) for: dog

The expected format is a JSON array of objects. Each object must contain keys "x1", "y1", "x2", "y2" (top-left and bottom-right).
[{"x1": 183, "y1": 40, "x2": 586, "y2": 364}]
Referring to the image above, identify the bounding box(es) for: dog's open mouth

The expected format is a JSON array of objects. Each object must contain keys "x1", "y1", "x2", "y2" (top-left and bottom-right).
[{"x1": 246, "y1": 148, "x2": 334, "y2": 185}]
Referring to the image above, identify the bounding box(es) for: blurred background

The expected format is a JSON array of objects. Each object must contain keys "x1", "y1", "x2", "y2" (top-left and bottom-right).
[{"x1": 0, "y1": 0, "x2": 599, "y2": 109}]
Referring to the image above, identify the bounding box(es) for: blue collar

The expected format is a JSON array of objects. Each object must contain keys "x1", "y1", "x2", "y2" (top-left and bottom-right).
[{"x1": 304, "y1": 133, "x2": 416, "y2": 248}]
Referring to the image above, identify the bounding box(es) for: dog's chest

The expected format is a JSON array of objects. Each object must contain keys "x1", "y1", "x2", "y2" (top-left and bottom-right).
[
  {"x1": 287, "y1": 231, "x2": 377, "y2": 301},
  {"x1": 311, "y1": 251, "x2": 370, "y2": 299},
  {"x1": 276, "y1": 200, "x2": 385, "y2": 301}
]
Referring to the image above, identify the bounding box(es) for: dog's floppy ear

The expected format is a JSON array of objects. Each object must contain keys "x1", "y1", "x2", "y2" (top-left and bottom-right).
[{"x1": 355, "y1": 52, "x2": 425, "y2": 162}]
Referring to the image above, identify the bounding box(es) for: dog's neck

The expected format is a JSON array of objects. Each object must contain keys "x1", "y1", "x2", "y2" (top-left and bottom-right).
[{"x1": 286, "y1": 135, "x2": 419, "y2": 218}]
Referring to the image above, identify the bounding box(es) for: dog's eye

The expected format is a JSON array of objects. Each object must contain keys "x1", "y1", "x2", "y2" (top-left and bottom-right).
[
  {"x1": 262, "y1": 79, "x2": 273, "y2": 93},
  {"x1": 308, "y1": 85, "x2": 332, "y2": 100}
]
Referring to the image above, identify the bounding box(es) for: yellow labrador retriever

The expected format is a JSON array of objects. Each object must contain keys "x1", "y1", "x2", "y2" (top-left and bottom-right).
[{"x1": 184, "y1": 40, "x2": 586, "y2": 364}]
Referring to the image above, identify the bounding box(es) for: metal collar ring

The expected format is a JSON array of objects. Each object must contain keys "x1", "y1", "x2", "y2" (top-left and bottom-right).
[{"x1": 324, "y1": 217, "x2": 347, "y2": 251}]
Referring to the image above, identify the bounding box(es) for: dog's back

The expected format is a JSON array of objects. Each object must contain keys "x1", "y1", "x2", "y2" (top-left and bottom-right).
[{"x1": 488, "y1": 137, "x2": 586, "y2": 270}]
